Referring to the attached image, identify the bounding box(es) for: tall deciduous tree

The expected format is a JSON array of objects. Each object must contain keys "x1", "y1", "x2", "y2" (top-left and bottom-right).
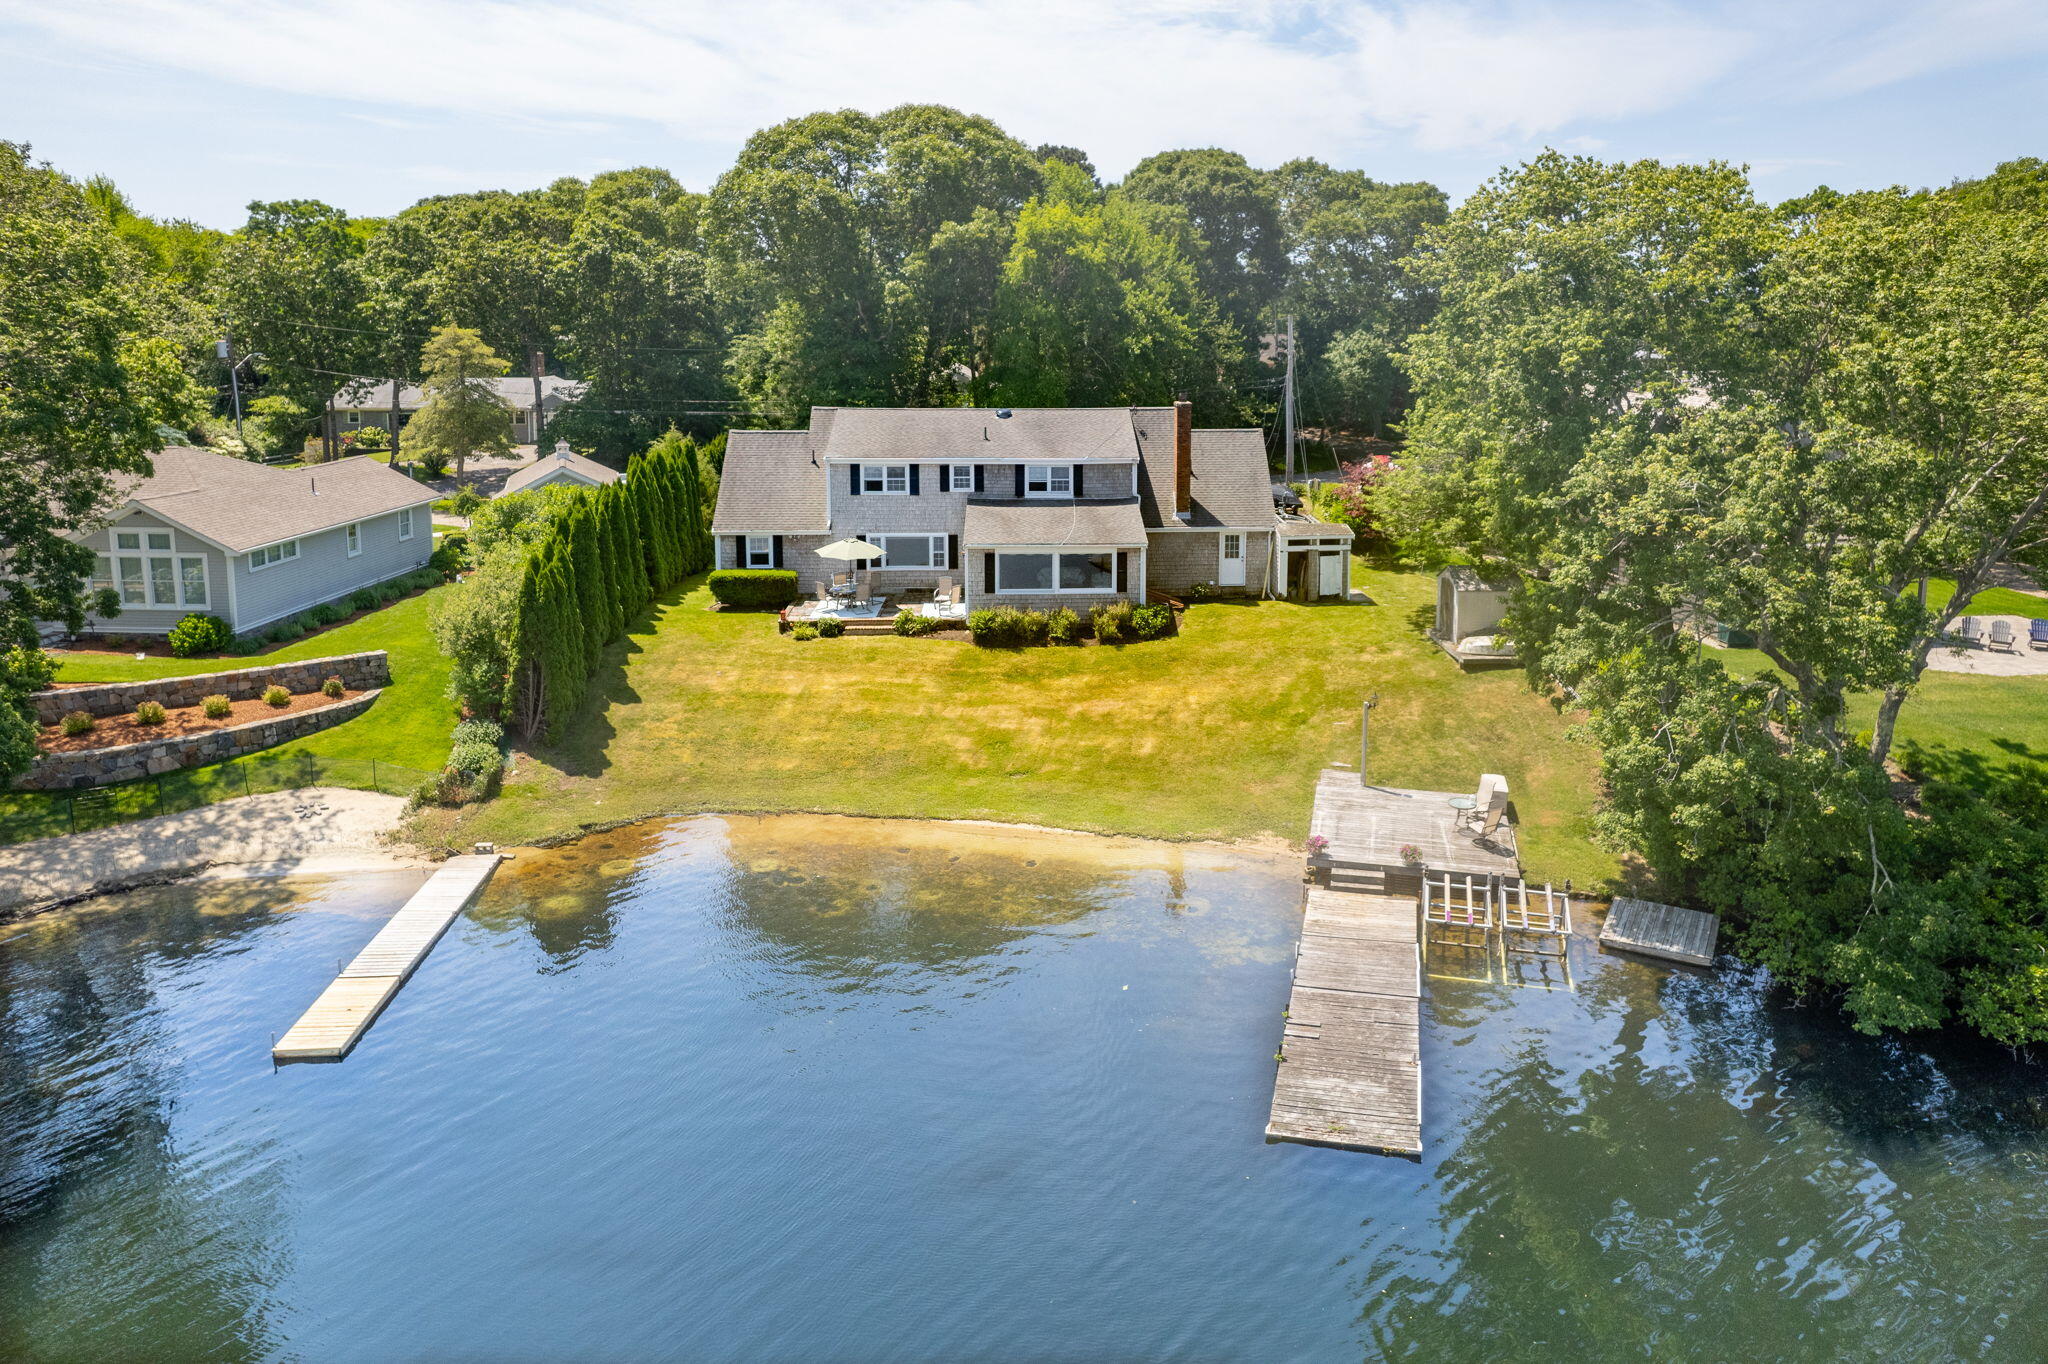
[
  {"x1": 1119, "y1": 147, "x2": 1286, "y2": 337},
  {"x1": 405, "y1": 326, "x2": 514, "y2": 479},
  {"x1": 0, "y1": 142, "x2": 194, "y2": 777}
]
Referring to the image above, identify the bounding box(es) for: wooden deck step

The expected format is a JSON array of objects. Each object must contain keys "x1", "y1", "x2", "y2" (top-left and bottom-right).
[{"x1": 273, "y1": 854, "x2": 503, "y2": 1063}]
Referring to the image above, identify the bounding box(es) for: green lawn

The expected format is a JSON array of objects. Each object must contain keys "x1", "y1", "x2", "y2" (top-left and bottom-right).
[
  {"x1": 429, "y1": 565, "x2": 1622, "y2": 888},
  {"x1": 0, "y1": 586, "x2": 459, "y2": 844},
  {"x1": 1917, "y1": 578, "x2": 2048, "y2": 620}
]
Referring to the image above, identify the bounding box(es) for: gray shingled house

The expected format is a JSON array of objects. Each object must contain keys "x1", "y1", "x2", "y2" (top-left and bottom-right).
[
  {"x1": 328, "y1": 375, "x2": 587, "y2": 446},
  {"x1": 56, "y1": 446, "x2": 438, "y2": 638},
  {"x1": 710, "y1": 402, "x2": 1353, "y2": 611}
]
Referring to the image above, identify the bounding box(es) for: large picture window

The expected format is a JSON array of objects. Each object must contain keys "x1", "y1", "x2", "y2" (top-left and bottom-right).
[
  {"x1": 861, "y1": 464, "x2": 910, "y2": 494},
  {"x1": 995, "y1": 551, "x2": 1115, "y2": 593},
  {"x1": 863, "y1": 535, "x2": 948, "y2": 569},
  {"x1": 109, "y1": 528, "x2": 206, "y2": 605},
  {"x1": 1023, "y1": 464, "x2": 1071, "y2": 498}
]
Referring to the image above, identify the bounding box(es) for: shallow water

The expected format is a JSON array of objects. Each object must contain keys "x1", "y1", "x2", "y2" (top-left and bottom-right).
[{"x1": 5, "y1": 814, "x2": 2048, "y2": 1362}]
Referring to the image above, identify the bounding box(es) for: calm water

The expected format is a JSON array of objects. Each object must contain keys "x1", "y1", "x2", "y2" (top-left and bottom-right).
[{"x1": 5, "y1": 815, "x2": 2048, "y2": 1363}]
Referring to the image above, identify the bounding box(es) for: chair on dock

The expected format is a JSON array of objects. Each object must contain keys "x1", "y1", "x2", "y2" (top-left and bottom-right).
[
  {"x1": 2032, "y1": 619, "x2": 2048, "y2": 651},
  {"x1": 1990, "y1": 619, "x2": 2017, "y2": 652},
  {"x1": 1473, "y1": 774, "x2": 1510, "y2": 840}
]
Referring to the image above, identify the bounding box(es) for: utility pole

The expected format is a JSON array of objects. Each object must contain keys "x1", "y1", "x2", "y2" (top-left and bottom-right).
[
  {"x1": 529, "y1": 344, "x2": 547, "y2": 452},
  {"x1": 216, "y1": 337, "x2": 244, "y2": 442},
  {"x1": 1282, "y1": 314, "x2": 1298, "y2": 484}
]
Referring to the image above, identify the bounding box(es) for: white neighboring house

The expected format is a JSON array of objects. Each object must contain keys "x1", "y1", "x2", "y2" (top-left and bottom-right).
[
  {"x1": 328, "y1": 375, "x2": 587, "y2": 447},
  {"x1": 500, "y1": 440, "x2": 625, "y2": 497},
  {"x1": 55, "y1": 447, "x2": 438, "y2": 638}
]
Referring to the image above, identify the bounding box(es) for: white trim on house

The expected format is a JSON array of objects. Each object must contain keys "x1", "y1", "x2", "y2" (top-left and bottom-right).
[
  {"x1": 345, "y1": 522, "x2": 362, "y2": 557},
  {"x1": 856, "y1": 533, "x2": 949, "y2": 570},
  {"x1": 398, "y1": 507, "x2": 416, "y2": 541},
  {"x1": 992, "y1": 549, "x2": 1120, "y2": 594},
  {"x1": 1022, "y1": 464, "x2": 1072, "y2": 498},
  {"x1": 858, "y1": 463, "x2": 912, "y2": 495},
  {"x1": 744, "y1": 535, "x2": 775, "y2": 568},
  {"x1": 249, "y1": 538, "x2": 301, "y2": 570}
]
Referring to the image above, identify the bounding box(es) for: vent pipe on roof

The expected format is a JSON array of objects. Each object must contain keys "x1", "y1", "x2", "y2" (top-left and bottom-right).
[{"x1": 310, "y1": 476, "x2": 318, "y2": 496}]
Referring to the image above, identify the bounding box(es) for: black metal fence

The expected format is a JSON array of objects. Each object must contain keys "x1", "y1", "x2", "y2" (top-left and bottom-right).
[{"x1": 0, "y1": 755, "x2": 434, "y2": 848}]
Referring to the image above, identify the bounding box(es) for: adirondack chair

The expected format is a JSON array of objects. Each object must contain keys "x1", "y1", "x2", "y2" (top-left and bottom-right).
[
  {"x1": 2031, "y1": 619, "x2": 2048, "y2": 651},
  {"x1": 1990, "y1": 619, "x2": 2017, "y2": 652},
  {"x1": 1955, "y1": 615, "x2": 1983, "y2": 646}
]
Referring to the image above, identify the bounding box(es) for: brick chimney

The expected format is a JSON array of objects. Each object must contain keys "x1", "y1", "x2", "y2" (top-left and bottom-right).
[{"x1": 1173, "y1": 397, "x2": 1192, "y2": 520}]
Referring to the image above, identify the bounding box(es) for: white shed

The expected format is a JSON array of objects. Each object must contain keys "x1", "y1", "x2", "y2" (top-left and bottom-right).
[{"x1": 1432, "y1": 566, "x2": 1518, "y2": 668}]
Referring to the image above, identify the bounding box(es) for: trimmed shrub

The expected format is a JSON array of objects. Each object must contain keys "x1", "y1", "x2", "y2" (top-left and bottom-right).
[
  {"x1": 60, "y1": 710, "x2": 94, "y2": 736},
  {"x1": 893, "y1": 610, "x2": 944, "y2": 637},
  {"x1": 308, "y1": 601, "x2": 349, "y2": 626},
  {"x1": 417, "y1": 449, "x2": 450, "y2": 478},
  {"x1": 448, "y1": 485, "x2": 484, "y2": 518},
  {"x1": 969, "y1": 606, "x2": 1050, "y2": 647},
  {"x1": 790, "y1": 623, "x2": 819, "y2": 641},
  {"x1": 227, "y1": 634, "x2": 265, "y2": 656},
  {"x1": 376, "y1": 582, "x2": 402, "y2": 604},
  {"x1": 430, "y1": 534, "x2": 468, "y2": 577},
  {"x1": 321, "y1": 675, "x2": 345, "y2": 698},
  {"x1": 709, "y1": 569, "x2": 799, "y2": 610},
  {"x1": 167, "y1": 612, "x2": 233, "y2": 658},
  {"x1": 134, "y1": 700, "x2": 166, "y2": 726},
  {"x1": 403, "y1": 568, "x2": 440, "y2": 592},
  {"x1": 263, "y1": 618, "x2": 303, "y2": 644},
  {"x1": 1092, "y1": 601, "x2": 1136, "y2": 644},
  {"x1": 448, "y1": 739, "x2": 504, "y2": 789},
  {"x1": 1046, "y1": 607, "x2": 1081, "y2": 645},
  {"x1": 453, "y1": 718, "x2": 504, "y2": 748},
  {"x1": 815, "y1": 616, "x2": 845, "y2": 638},
  {"x1": 1131, "y1": 603, "x2": 1174, "y2": 640},
  {"x1": 349, "y1": 587, "x2": 379, "y2": 612},
  {"x1": 262, "y1": 684, "x2": 291, "y2": 707},
  {"x1": 201, "y1": 694, "x2": 231, "y2": 719}
]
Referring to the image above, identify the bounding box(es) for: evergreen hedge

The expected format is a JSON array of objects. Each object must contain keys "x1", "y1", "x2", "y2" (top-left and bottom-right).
[{"x1": 709, "y1": 569, "x2": 798, "y2": 609}]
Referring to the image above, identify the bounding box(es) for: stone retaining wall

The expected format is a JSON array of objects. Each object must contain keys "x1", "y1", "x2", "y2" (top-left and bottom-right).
[
  {"x1": 34, "y1": 651, "x2": 390, "y2": 725},
  {"x1": 14, "y1": 690, "x2": 382, "y2": 791}
]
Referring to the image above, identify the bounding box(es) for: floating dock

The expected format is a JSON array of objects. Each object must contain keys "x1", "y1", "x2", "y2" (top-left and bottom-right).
[
  {"x1": 1599, "y1": 896, "x2": 1718, "y2": 967},
  {"x1": 273, "y1": 853, "x2": 502, "y2": 1062}
]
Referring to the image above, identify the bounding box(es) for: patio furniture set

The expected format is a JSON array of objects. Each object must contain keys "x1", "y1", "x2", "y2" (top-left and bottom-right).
[{"x1": 1952, "y1": 615, "x2": 2048, "y2": 652}]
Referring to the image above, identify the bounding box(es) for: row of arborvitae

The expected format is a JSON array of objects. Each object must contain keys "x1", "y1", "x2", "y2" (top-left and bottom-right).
[{"x1": 431, "y1": 429, "x2": 712, "y2": 745}]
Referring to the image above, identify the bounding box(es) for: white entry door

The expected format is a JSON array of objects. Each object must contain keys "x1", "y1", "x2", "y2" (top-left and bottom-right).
[
  {"x1": 1218, "y1": 533, "x2": 1246, "y2": 587},
  {"x1": 1318, "y1": 550, "x2": 1345, "y2": 597}
]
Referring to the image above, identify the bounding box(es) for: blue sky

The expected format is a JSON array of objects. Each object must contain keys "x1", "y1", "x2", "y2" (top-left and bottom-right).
[{"x1": 3, "y1": 0, "x2": 2043, "y2": 228}]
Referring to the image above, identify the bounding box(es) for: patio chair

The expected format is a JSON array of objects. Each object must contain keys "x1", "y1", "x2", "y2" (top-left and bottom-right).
[
  {"x1": 1955, "y1": 615, "x2": 1982, "y2": 646},
  {"x1": 950, "y1": 583, "x2": 964, "y2": 607},
  {"x1": 1990, "y1": 619, "x2": 2017, "y2": 652},
  {"x1": 854, "y1": 570, "x2": 875, "y2": 606},
  {"x1": 933, "y1": 575, "x2": 955, "y2": 603},
  {"x1": 813, "y1": 580, "x2": 833, "y2": 604},
  {"x1": 1475, "y1": 774, "x2": 1510, "y2": 840},
  {"x1": 2031, "y1": 619, "x2": 2048, "y2": 651}
]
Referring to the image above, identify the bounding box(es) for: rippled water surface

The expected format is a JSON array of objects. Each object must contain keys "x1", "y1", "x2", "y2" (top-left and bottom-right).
[{"x1": 6, "y1": 814, "x2": 2048, "y2": 1362}]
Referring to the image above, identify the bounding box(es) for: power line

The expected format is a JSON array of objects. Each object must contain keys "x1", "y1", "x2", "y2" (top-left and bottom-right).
[{"x1": 251, "y1": 315, "x2": 724, "y2": 356}]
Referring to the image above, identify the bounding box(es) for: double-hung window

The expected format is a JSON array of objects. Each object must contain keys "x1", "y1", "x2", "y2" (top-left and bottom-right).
[
  {"x1": 1023, "y1": 464, "x2": 1071, "y2": 498},
  {"x1": 950, "y1": 463, "x2": 974, "y2": 491},
  {"x1": 250, "y1": 539, "x2": 299, "y2": 570},
  {"x1": 398, "y1": 507, "x2": 415, "y2": 541},
  {"x1": 861, "y1": 464, "x2": 910, "y2": 494},
  {"x1": 864, "y1": 534, "x2": 948, "y2": 570},
  {"x1": 994, "y1": 551, "x2": 1113, "y2": 593},
  {"x1": 345, "y1": 522, "x2": 362, "y2": 557},
  {"x1": 745, "y1": 535, "x2": 775, "y2": 568},
  {"x1": 346, "y1": 410, "x2": 361, "y2": 426}
]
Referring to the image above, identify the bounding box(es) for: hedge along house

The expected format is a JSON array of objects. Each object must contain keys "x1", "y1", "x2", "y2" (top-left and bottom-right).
[
  {"x1": 54, "y1": 446, "x2": 438, "y2": 639},
  {"x1": 711, "y1": 402, "x2": 1331, "y2": 613}
]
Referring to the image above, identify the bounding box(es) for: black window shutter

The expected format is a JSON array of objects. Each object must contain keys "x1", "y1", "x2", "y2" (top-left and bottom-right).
[
  {"x1": 983, "y1": 554, "x2": 995, "y2": 595},
  {"x1": 772, "y1": 535, "x2": 784, "y2": 569},
  {"x1": 947, "y1": 534, "x2": 958, "y2": 571},
  {"x1": 938, "y1": 465, "x2": 950, "y2": 493},
  {"x1": 973, "y1": 465, "x2": 985, "y2": 493},
  {"x1": 1116, "y1": 551, "x2": 1128, "y2": 594},
  {"x1": 1013, "y1": 465, "x2": 1025, "y2": 498},
  {"x1": 1072, "y1": 464, "x2": 1084, "y2": 497},
  {"x1": 849, "y1": 464, "x2": 861, "y2": 496},
  {"x1": 909, "y1": 464, "x2": 921, "y2": 495}
]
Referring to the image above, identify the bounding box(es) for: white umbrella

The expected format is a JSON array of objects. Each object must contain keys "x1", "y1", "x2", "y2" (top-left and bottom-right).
[{"x1": 816, "y1": 538, "x2": 884, "y2": 561}]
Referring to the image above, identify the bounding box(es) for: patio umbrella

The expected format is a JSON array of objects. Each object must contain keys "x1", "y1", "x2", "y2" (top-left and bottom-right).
[{"x1": 816, "y1": 538, "x2": 885, "y2": 562}]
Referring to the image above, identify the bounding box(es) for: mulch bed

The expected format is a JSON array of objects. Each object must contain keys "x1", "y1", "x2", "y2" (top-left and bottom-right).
[{"x1": 37, "y1": 686, "x2": 364, "y2": 754}]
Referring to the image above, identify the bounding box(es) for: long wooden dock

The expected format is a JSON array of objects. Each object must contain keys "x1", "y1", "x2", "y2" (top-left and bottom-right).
[
  {"x1": 273, "y1": 853, "x2": 502, "y2": 1062},
  {"x1": 1269, "y1": 768, "x2": 1528, "y2": 1156},
  {"x1": 1268, "y1": 886, "x2": 1422, "y2": 1154}
]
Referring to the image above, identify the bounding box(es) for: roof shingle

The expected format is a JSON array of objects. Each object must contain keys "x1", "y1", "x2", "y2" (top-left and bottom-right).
[
  {"x1": 102, "y1": 447, "x2": 437, "y2": 552},
  {"x1": 709, "y1": 431, "x2": 828, "y2": 534},
  {"x1": 963, "y1": 498, "x2": 1149, "y2": 547}
]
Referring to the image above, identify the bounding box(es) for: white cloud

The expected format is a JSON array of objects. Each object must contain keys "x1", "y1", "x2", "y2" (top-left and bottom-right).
[{"x1": 2, "y1": 0, "x2": 2040, "y2": 184}]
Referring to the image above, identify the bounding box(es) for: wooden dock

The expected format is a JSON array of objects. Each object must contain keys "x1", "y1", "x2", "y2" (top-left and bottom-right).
[
  {"x1": 273, "y1": 853, "x2": 503, "y2": 1062},
  {"x1": 1307, "y1": 770, "x2": 1518, "y2": 880},
  {"x1": 1268, "y1": 886, "x2": 1423, "y2": 1154},
  {"x1": 1600, "y1": 896, "x2": 1718, "y2": 967}
]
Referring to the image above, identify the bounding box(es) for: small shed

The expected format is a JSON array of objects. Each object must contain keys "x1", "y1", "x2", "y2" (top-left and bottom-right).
[{"x1": 1432, "y1": 566, "x2": 1518, "y2": 668}]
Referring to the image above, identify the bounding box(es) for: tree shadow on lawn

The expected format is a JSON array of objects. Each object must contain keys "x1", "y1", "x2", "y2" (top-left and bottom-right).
[{"x1": 529, "y1": 604, "x2": 662, "y2": 780}]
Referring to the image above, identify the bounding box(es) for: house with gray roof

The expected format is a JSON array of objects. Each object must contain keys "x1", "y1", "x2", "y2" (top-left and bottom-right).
[
  {"x1": 58, "y1": 446, "x2": 438, "y2": 638},
  {"x1": 329, "y1": 375, "x2": 587, "y2": 447},
  {"x1": 710, "y1": 402, "x2": 1353, "y2": 612},
  {"x1": 501, "y1": 440, "x2": 624, "y2": 497}
]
